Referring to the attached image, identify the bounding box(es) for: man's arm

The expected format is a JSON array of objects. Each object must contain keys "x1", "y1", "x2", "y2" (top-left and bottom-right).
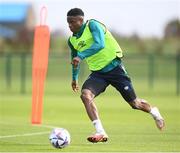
[
  {"x1": 68, "y1": 39, "x2": 80, "y2": 91},
  {"x1": 77, "y1": 20, "x2": 105, "y2": 60}
]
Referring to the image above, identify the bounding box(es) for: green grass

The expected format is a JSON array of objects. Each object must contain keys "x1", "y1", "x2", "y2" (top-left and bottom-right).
[
  {"x1": 0, "y1": 78, "x2": 180, "y2": 152},
  {"x1": 0, "y1": 54, "x2": 179, "y2": 152}
]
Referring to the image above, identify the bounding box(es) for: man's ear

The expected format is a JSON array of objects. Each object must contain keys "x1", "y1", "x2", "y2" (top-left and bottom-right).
[{"x1": 79, "y1": 16, "x2": 84, "y2": 24}]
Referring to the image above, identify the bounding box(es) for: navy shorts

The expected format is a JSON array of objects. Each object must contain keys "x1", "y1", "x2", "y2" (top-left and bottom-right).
[{"x1": 82, "y1": 64, "x2": 137, "y2": 102}]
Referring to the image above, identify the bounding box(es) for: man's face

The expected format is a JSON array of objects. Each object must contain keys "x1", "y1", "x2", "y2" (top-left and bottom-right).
[{"x1": 67, "y1": 16, "x2": 83, "y2": 33}]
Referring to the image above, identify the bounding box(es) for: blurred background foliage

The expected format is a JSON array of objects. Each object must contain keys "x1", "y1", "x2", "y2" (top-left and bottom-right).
[
  {"x1": 0, "y1": 2, "x2": 179, "y2": 95},
  {"x1": 0, "y1": 15, "x2": 180, "y2": 56}
]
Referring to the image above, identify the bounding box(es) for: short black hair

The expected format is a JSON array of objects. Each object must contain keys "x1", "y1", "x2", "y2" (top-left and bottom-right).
[{"x1": 67, "y1": 8, "x2": 84, "y2": 16}]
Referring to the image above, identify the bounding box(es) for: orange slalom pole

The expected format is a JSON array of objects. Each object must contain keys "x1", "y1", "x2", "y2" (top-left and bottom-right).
[{"x1": 31, "y1": 6, "x2": 50, "y2": 124}]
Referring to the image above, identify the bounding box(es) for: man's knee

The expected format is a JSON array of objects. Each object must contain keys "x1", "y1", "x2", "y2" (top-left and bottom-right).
[
  {"x1": 128, "y1": 98, "x2": 148, "y2": 110},
  {"x1": 80, "y1": 89, "x2": 94, "y2": 103},
  {"x1": 128, "y1": 98, "x2": 140, "y2": 109}
]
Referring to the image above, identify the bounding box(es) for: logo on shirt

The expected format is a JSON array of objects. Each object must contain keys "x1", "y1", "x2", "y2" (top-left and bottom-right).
[{"x1": 78, "y1": 41, "x2": 86, "y2": 49}]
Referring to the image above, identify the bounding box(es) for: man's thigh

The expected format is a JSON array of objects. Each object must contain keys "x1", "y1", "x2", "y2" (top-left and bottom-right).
[
  {"x1": 82, "y1": 73, "x2": 109, "y2": 97},
  {"x1": 107, "y1": 65, "x2": 137, "y2": 102}
]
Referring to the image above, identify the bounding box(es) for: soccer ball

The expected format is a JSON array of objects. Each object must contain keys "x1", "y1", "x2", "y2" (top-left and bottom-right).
[{"x1": 49, "y1": 128, "x2": 70, "y2": 149}]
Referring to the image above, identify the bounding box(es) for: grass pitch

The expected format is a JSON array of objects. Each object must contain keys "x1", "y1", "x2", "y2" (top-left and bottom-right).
[{"x1": 0, "y1": 78, "x2": 180, "y2": 152}]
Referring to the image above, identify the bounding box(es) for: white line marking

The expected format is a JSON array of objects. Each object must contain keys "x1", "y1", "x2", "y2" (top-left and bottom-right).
[
  {"x1": 0, "y1": 122, "x2": 59, "y2": 139},
  {"x1": 0, "y1": 131, "x2": 49, "y2": 139}
]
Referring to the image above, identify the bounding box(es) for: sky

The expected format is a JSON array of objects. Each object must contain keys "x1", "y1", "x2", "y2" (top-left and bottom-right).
[{"x1": 1, "y1": 0, "x2": 180, "y2": 38}]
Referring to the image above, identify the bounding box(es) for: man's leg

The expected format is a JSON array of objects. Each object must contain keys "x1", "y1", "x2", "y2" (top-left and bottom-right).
[
  {"x1": 128, "y1": 98, "x2": 165, "y2": 130},
  {"x1": 80, "y1": 89, "x2": 103, "y2": 124},
  {"x1": 81, "y1": 73, "x2": 109, "y2": 142},
  {"x1": 81, "y1": 89, "x2": 108, "y2": 142},
  {"x1": 108, "y1": 64, "x2": 165, "y2": 131}
]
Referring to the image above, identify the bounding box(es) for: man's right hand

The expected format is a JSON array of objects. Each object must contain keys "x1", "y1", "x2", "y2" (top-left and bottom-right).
[
  {"x1": 71, "y1": 57, "x2": 81, "y2": 69},
  {"x1": 71, "y1": 80, "x2": 79, "y2": 92}
]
